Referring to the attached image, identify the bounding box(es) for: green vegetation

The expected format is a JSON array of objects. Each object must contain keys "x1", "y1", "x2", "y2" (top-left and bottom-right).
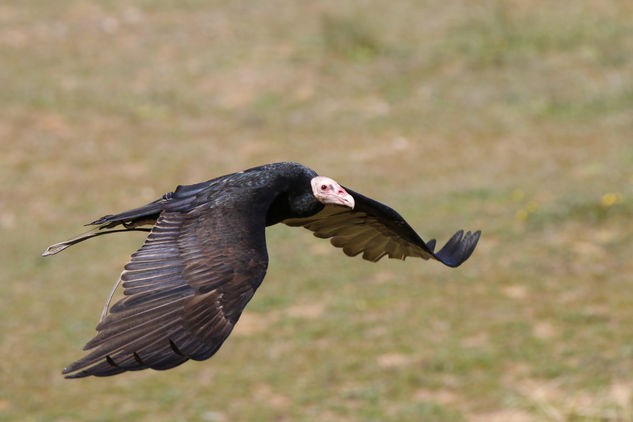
[{"x1": 1, "y1": 1, "x2": 632, "y2": 420}]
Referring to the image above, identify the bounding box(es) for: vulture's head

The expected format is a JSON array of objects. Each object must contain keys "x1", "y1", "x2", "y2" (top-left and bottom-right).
[{"x1": 311, "y1": 176, "x2": 355, "y2": 209}]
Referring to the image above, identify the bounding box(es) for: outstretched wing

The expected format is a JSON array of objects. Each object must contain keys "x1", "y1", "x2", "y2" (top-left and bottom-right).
[
  {"x1": 283, "y1": 188, "x2": 480, "y2": 267},
  {"x1": 63, "y1": 205, "x2": 268, "y2": 378}
]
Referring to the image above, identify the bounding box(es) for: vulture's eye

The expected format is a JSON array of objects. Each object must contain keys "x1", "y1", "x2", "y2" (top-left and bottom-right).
[{"x1": 321, "y1": 184, "x2": 328, "y2": 191}]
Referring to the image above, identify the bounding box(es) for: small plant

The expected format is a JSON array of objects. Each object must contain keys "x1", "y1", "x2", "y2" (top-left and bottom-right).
[{"x1": 321, "y1": 14, "x2": 384, "y2": 61}]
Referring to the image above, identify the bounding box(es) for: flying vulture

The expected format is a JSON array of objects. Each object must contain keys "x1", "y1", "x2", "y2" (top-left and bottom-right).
[{"x1": 43, "y1": 162, "x2": 480, "y2": 378}]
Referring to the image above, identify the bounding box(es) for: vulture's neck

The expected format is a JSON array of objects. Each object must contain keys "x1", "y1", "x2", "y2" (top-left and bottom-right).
[{"x1": 258, "y1": 166, "x2": 322, "y2": 227}]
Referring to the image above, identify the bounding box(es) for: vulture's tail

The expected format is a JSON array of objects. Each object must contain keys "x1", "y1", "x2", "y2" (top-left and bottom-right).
[
  {"x1": 42, "y1": 181, "x2": 211, "y2": 257},
  {"x1": 42, "y1": 227, "x2": 151, "y2": 257},
  {"x1": 42, "y1": 199, "x2": 164, "y2": 257}
]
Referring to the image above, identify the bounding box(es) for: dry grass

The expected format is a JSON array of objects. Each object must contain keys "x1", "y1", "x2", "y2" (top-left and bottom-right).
[{"x1": 2, "y1": 0, "x2": 633, "y2": 421}]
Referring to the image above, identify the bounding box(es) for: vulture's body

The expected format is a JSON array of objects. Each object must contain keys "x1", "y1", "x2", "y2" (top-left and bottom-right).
[{"x1": 44, "y1": 162, "x2": 480, "y2": 378}]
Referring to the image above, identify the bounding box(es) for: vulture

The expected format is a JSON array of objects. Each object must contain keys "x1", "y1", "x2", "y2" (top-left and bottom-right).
[{"x1": 43, "y1": 162, "x2": 480, "y2": 378}]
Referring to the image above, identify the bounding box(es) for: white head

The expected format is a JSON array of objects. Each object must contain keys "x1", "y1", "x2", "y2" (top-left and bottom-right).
[{"x1": 311, "y1": 176, "x2": 355, "y2": 209}]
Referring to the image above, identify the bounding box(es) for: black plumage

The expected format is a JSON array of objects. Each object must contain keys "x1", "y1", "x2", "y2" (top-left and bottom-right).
[{"x1": 43, "y1": 162, "x2": 480, "y2": 378}]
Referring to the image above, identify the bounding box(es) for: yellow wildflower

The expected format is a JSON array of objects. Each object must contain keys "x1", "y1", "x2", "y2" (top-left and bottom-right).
[
  {"x1": 600, "y1": 192, "x2": 623, "y2": 208},
  {"x1": 516, "y1": 209, "x2": 529, "y2": 221}
]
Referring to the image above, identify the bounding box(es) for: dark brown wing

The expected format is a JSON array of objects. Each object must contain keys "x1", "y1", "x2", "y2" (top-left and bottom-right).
[
  {"x1": 63, "y1": 205, "x2": 268, "y2": 378},
  {"x1": 283, "y1": 188, "x2": 480, "y2": 267}
]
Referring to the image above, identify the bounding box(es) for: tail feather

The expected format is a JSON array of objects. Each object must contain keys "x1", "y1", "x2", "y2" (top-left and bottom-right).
[
  {"x1": 43, "y1": 197, "x2": 166, "y2": 256},
  {"x1": 42, "y1": 228, "x2": 151, "y2": 257},
  {"x1": 43, "y1": 180, "x2": 212, "y2": 257},
  {"x1": 88, "y1": 199, "x2": 163, "y2": 228}
]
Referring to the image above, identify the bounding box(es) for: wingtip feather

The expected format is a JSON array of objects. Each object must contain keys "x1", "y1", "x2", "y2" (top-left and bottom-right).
[{"x1": 434, "y1": 229, "x2": 481, "y2": 268}]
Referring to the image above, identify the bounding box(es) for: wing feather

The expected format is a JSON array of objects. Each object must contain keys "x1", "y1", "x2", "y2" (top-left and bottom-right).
[
  {"x1": 283, "y1": 188, "x2": 480, "y2": 267},
  {"x1": 63, "y1": 205, "x2": 268, "y2": 378}
]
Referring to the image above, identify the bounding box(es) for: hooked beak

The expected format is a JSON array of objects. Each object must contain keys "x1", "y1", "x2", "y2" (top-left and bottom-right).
[
  {"x1": 329, "y1": 188, "x2": 355, "y2": 208},
  {"x1": 311, "y1": 176, "x2": 355, "y2": 209}
]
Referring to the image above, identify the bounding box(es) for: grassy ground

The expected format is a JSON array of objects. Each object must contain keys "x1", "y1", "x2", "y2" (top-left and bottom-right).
[{"x1": 2, "y1": 0, "x2": 633, "y2": 420}]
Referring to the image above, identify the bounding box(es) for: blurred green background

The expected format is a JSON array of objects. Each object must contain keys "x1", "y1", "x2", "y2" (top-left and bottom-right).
[{"x1": 2, "y1": 1, "x2": 633, "y2": 421}]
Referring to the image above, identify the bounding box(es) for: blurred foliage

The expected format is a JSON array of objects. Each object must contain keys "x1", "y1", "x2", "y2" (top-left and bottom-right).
[{"x1": 321, "y1": 14, "x2": 385, "y2": 61}]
